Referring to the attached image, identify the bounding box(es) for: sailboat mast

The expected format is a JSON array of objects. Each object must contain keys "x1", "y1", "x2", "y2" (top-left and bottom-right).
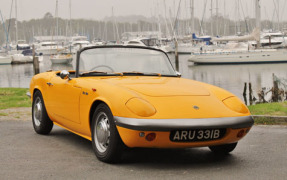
[
  {"x1": 255, "y1": 0, "x2": 261, "y2": 30},
  {"x1": 223, "y1": 0, "x2": 226, "y2": 35},
  {"x1": 15, "y1": 0, "x2": 18, "y2": 43},
  {"x1": 210, "y1": 0, "x2": 213, "y2": 36},
  {"x1": 69, "y1": 0, "x2": 72, "y2": 37},
  {"x1": 190, "y1": 0, "x2": 194, "y2": 33},
  {"x1": 0, "y1": 10, "x2": 9, "y2": 50},
  {"x1": 255, "y1": 0, "x2": 261, "y2": 47},
  {"x1": 238, "y1": 0, "x2": 240, "y2": 33},
  {"x1": 112, "y1": 7, "x2": 116, "y2": 41},
  {"x1": 277, "y1": 0, "x2": 280, "y2": 30},
  {"x1": 163, "y1": 0, "x2": 171, "y2": 38},
  {"x1": 55, "y1": 0, "x2": 59, "y2": 41},
  {"x1": 216, "y1": 0, "x2": 218, "y2": 36}
]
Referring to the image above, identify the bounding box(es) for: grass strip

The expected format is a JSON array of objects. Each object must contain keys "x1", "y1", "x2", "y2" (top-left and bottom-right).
[
  {"x1": 0, "y1": 88, "x2": 31, "y2": 110},
  {"x1": 248, "y1": 102, "x2": 287, "y2": 116}
]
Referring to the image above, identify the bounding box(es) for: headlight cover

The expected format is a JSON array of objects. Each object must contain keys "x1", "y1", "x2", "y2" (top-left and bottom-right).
[
  {"x1": 125, "y1": 98, "x2": 156, "y2": 117},
  {"x1": 223, "y1": 96, "x2": 249, "y2": 114}
]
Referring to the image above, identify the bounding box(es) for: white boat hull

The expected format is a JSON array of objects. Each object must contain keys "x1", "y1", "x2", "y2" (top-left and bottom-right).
[
  {"x1": 36, "y1": 49, "x2": 58, "y2": 55},
  {"x1": 189, "y1": 50, "x2": 287, "y2": 64},
  {"x1": 0, "y1": 56, "x2": 12, "y2": 64},
  {"x1": 50, "y1": 55, "x2": 73, "y2": 64},
  {"x1": 12, "y1": 54, "x2": 33, "y2": 64}
]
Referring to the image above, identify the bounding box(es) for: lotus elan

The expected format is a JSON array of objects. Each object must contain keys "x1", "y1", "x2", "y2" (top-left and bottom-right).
[{"x1": 29, "y1": 46, "x2": 253, "y2": 163}]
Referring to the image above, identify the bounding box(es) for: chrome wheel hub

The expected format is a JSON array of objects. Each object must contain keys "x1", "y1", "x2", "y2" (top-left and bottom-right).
[
  {"x1": 33, "y1": 97, "x2": 42, "y2": 126},
  {"x1": 94, "y1": 112, "x2": 110, "y2": 153}
]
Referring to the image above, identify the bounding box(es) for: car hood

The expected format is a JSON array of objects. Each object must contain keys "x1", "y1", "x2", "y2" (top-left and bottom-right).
[
  {"x1": 78, "y1": 76, "x2": 248, "y2": 119},
  {"x1": 101, "y1": 76, "x2": 210, "y2": 97}
]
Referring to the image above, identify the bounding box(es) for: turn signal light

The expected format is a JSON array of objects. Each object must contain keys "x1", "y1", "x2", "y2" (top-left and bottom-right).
[
  {"x1": 145, "y1": 133, "x2": 156, "y2": 141},
  {"x1": 237, "y1": 130, "x2": 245, "y2": 138}
]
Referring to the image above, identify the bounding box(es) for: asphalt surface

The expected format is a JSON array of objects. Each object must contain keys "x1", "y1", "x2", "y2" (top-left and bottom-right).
[{"x1": 0, "y1": 120, "x2": 286, "y2": 180}]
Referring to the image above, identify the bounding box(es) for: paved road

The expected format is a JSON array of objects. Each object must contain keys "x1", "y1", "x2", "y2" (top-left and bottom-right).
[{"x1": 0, "y1": 121, "x2": 286, "y2": 180}]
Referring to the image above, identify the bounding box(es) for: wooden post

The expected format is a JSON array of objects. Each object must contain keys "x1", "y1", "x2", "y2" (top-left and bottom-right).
[
  {"x1": 32, "y1": 45, "x2": 39, "y2": 75},
  {"x1": 243, "y1": 82, "x2": 247, "y2": 105},
  {"x1": 175, "y1": 40, "x2": 179, "y2": 71},
  {"x1": 243, "y1": 82, "x2": 247, "y2": 96},
  {"x1": 272, "y1": 73, "x2": 279, "y2": 102},
  {"x1": 249, "y1": 82, "x2": 253, "y2": 105}
]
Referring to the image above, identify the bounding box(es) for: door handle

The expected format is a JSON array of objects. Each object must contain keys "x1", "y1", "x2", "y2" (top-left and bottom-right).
[{"x1": 47, "y1": 82, "x2": 53, "y2": 86}]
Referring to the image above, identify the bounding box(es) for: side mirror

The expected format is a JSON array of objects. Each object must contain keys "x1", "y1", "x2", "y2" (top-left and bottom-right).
[
  {"x1": 176, "y1": 71, "x2": 181, "y2": 77},
  {"x1": 60, "y1": 70, "x2": 71, "y2": 80}
]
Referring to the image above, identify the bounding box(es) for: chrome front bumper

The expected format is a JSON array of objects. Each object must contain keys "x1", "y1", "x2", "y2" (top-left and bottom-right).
[{"x1": 114, "y1": 116, "x2": 254, "y2": 131}]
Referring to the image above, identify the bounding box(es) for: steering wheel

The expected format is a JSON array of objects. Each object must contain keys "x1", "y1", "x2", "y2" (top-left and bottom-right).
[{"x1": 90, "y1": 65, "x2": 114, "y2": 72}]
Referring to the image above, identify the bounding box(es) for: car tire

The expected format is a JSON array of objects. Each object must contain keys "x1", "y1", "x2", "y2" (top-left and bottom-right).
[
  {"x1": 209, "y1": 142, "x2": 238, "y2": 154},
  {"x1": 32, "y1": 91, "x2": 53, "y2": 134},
  {"x1": 91, "y1": 103, "x2": 125, "y2": 163}
]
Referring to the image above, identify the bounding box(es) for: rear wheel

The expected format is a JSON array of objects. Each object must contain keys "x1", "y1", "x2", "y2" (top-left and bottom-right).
[
  {"x1": 91, "y1": 103, "x2": 124, "y2": 163},
  {"x1": 209, "y1": 142, "x2": 238, "y2": 154},
  {"x1": 32, "y1": 91, "x2": 53, "y2": 134}
]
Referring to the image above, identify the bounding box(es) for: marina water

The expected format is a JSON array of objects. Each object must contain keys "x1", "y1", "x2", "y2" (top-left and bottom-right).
[{"x1": 1, "y1": 54, "x2": 287, "y2": 103}]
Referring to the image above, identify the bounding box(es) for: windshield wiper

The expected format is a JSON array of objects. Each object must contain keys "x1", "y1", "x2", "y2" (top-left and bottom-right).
[
  {"x1": 80, "y1": 71, "x2": 108, "y2": 76},
  {"x1": 122, "y1": 71, "x2": 145, "y2": 76},
  {"x1": 80, "y1": 71, "x2": 124, "y2": 77},
  {"x1": 121, "y1": 71, "x2": 162, "y2": 76},
  {"x1": 144, "y1": 72, "x2": 162, "y2": 76}
]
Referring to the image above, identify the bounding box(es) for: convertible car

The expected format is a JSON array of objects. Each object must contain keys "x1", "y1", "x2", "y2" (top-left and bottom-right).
[{"x1": 29, "y1": 45, "x2": 253, "y2": 163}]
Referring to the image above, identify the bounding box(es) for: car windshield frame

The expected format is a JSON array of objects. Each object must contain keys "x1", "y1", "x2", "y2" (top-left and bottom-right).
[{"x1": 75, "y1": 45, "x2": 177, "y2": 78}]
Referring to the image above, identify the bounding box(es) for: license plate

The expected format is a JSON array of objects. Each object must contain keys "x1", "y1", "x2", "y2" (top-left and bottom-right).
[{"x1": 170, "y1": 129, "x2": 226, "y2": 142}]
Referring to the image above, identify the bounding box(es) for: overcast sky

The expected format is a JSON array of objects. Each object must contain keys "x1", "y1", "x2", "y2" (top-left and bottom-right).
[{"x1": 0, "y1": 0, "x2": 286, "y2": 22}]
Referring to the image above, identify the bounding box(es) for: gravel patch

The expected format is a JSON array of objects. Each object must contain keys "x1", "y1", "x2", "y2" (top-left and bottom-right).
[{"x1": 0, "y1": 107, "x2": 31, "y2": 121}]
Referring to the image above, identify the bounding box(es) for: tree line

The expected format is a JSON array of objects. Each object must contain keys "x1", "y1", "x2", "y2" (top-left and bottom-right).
[{"x1": 1, "y1": 12, "x2": 286, "y2": 45}]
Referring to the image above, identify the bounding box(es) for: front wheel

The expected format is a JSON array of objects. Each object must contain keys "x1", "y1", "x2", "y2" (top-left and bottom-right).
[
  {"x1": 32, "y1": 91, "x2": 53, "y2": 134},
  {"x1": 209, "y1": 142, "x2": 238, "y2": 154},
  {"x1": 91, "y1": 103, "x2": 125, "y2": 163}
]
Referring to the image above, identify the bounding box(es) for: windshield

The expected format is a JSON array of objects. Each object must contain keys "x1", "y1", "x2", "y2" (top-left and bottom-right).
[{"x1": 78, "y1": 47, "x2": 176, "y2": 76}]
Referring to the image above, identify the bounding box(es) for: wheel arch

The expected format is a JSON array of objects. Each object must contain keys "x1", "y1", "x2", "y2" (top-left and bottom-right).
[
  {"x1": 30, "y1": 86, "x2": 44, "y2": 101},
  {"x1": 89, "y1": 100, "x2": 110, "y2": 131},
  {"x1": 32, "y1": 87, "x2": 41, "y2": 101}
]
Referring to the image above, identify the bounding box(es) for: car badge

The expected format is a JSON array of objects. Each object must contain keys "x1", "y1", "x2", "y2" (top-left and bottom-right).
[{"x1": 193, "y1": 105, "x2": 199, "y2": 110}]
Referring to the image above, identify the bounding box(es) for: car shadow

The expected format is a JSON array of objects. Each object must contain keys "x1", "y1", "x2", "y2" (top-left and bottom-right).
[
  {"x1": 48, "y1": 127, "x2": 94, "y2": 153},
  {"x1": 121, "y1": 148, "x2": 236, "y2": 167},
  {"x1": 49, "y1": 128, "x2": 238, "y2": 167}
]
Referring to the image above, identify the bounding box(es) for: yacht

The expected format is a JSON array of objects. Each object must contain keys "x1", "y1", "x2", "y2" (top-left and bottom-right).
[
  {"x1": 189, "y1": 49, "x2": 287, "y2": 64},
  {"x1": 69, "y1": 35, "x2": 93, "y2": 53},
  {"x1": 50, "y1": 53, "x2": 73, "y2": 64},
  {"x1": 9, "y1": 40, "x2": 31, "y2": 55},
  {"x1": 250, "y1": 31, "x2": 287, "y2": 49},
  {"x1": 12, "y1": 54, "x2": 33, "y2": 64},
  {"x1": 125, "y1": 38, "x2": 170, "y2": 53},
  {"x1": 92, "y1": 38, "x2": 105, "y2": 46},
  {"x1": 0, "y1": 55, "x2": 12, "y2": 65},
  {"x1": 35, "y1": 41, "x2": 64, "y2": 55},
  {"x1": 189, "y1": 0, "x2": 287, "y2": 65}
]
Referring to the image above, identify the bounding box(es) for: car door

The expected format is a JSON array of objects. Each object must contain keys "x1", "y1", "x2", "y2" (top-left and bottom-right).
[{"x1": 45, "y1": 75, "x2": 82, "y2": 124}]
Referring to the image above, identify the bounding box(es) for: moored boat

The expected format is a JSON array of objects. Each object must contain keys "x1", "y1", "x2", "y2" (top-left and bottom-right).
[
  {"x1": 189, "y1": 49, "x2": 287, "y2": 64},
  {"x1": 35, "y1": 41, "x2": 64, "y2": 55},
  {"x1": 50, "y1": 53, "x2": 73, "y2": 64},
  {"x1": 0, "y1": 55, "x2": 12, "y2": 65},
  {"x1": 12, "y1": 54, "x2": 33, "y2": 64},
  {"x1": 125, "y1": 38, "x2": 171, "y2": 53}
]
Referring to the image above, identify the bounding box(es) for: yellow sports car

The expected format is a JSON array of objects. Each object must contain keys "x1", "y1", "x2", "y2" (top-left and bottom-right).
[{"x1": 29, "y1": 46, "x2": 253, "y2": 163}]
